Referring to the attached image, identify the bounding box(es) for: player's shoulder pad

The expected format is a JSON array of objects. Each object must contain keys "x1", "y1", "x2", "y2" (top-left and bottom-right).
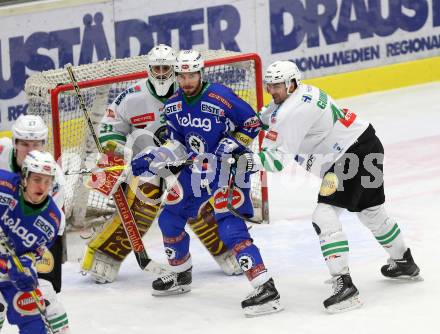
[
  {"x1": 113, "y1": 82, "x2": 144, "y2": 106},
  {"x1": 0, "y1": 169, "x2": 19, "y2": 193},
  {"x1": 204, "y1": 83, "x2": 235, "y2": 110},
  {"x1": 45, "y1": 199, "x2": 63, "y2": 231}
]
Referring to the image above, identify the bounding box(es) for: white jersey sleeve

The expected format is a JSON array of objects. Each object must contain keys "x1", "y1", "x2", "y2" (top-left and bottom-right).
[
  {"x1": 256, "y1": 84, "x2": 369, "y2": 177},
  {"x1": 0, "y1": 137, "x2": 14, "y2": 171}
]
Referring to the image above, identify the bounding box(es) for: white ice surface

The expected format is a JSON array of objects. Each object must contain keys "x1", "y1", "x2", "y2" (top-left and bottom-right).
[{"x1": 4, "y1": 82, "x2": 440, "y2": 333}]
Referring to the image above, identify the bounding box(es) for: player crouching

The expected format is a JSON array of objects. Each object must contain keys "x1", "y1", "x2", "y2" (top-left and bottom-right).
[{"x1": 0, "y1": 151, "x2": 64, "y2": 334}]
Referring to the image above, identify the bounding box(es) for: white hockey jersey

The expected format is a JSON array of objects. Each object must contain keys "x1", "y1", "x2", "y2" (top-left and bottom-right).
[
  {"x1": 257, "y1": 84, "x2": 369, "y2": 177},
  {"x1": 0, "y1": 137, "x2": 65, "y2": 234},
  {"x1": 99, "y1": 79, "x2": 171, "y2": 155}
]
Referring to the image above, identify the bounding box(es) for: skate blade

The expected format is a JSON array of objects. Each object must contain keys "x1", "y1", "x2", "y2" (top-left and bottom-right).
[
  {"x1": 325, "y1": 295, "x2": 363, "y2": 314},
  {"x1": 152, "y1": 285, "x2": 191, "y2": 297},
  {"x1": 388, "y1": 274, "x2": 424, "y2": 282},
  {"x1": 243, "y1": 299, "x2": 284, "y2": 318}
]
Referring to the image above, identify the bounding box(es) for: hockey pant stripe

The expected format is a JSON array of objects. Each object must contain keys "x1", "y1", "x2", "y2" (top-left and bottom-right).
[
  {"x1": 321, "y1": 240, "x2": 348, "y2": 251},
  {"x1": 375, "y1": 224, "x2": 401, "y2": 245},
  {"x1": 323, "y1": 247, "x2": 350, "y2": 257},
  {"x1": 49, "y1": 313, "x2": 68, "y2": 331}
]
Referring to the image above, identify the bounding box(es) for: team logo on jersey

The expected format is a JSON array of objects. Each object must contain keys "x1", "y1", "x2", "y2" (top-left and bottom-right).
[
  {"x1": 212, "y1": 187, "x2": 244, "y2": 213},
  {"x1": 186, "y1": 133, "x2": 207, "y2": 154},
  {"x1": 265, "y1": 130, "x2": 278, "y2": 141},
  {"x1": 0, "y1": 191, "x2": 17, "y2": 209},
  {"x1": 34, "y1": 216, "x2": 55, "y2": 240},
  {"x1": 243, "y1": 116, "x2": 261, "y2": 130},
  {"x1": 302, "y1": 94, "x2": 312, "y2": 103},
  {"x1": 200, "y1": 101, "x2": 225, "y2": 117},
  {"x1": 165, "y1": 101, "x2": 182, "y2": 115},
  {"x1": 238, "y1": 254, "x2": 254, "y2": 271},
  {"x1": 130, "y1": 113, "x2": 155, "y2": 125},
  {"x1": 114, "y1": 86, "x2": 142, "y2": 106},
  {"x1": 208, "y1": 92, "x2": 232, "y2": 109},
  {"x1": 1, "y1": 211, "x2": 38, "y2": 247},
  {"x1": 319, "y1": 173, "x2": 338, "y2": 196},
  {"x1": 176, "y1": 114, "x2": 211, "y2": 132},
  {"x1": 164, "y1": 246, "x2": 177, "y2": 260},
  {"x1": 13, "y1": 290, "x2": 44, "y2": 316},
  {"x1": 36, "y1": 249, "x2": 54, "y2": 274},
  {"x1": 164, "y1": 182, "x2": 183, "y2": 205},
  {"x1": 0, "y1": 180, "x2": 15, "y2": 192}
]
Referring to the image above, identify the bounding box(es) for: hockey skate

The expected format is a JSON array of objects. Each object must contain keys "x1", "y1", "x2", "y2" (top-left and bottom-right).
[
  {"x1": 381, "y1": 248, "x2": 423, "y2": 281},
  {"x1": 152, "y1": 268, "x2": 192, "y2": 296},
  {"x1": 324, "y1": 274, "x2": 362, "y2": 313},
  {"x1": 241, "y1": 278, "x2": 283, "y2": 317}
]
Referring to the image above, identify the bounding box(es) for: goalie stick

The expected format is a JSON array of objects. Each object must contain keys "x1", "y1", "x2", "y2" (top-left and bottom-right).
[
  {"x1": 65, "y1": 64, "x2": 167, "y2": 275},
  {"x1": 0, "y1": 222, "x2": 54, "y2": 334}
]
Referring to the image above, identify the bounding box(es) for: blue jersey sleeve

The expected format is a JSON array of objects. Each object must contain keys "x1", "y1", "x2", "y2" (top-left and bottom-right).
[{"x1": 212, "y1": 84, "x2": 262, "y2": 148}]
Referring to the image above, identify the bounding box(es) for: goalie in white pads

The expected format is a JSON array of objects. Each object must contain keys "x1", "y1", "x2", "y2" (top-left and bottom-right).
[
  {"x1": 80, "y1": 44, "x2": 241, "y2": 284},
  {"x1": 239, "y1": 60, "x2": 422, "y2": 313},
  {"x1": 0, "y1": 115, "x2": 70, "y2": 332}
]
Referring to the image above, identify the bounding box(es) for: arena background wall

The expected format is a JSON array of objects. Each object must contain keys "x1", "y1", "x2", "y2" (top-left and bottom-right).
[{"x1": 1, "y1": 0, "x2": 440, "y2": 136}]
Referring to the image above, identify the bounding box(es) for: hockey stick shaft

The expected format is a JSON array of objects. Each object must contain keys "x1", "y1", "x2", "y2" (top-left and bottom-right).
[{"x1": 65, "y1": 65, "x2": 166, "y2": 274}]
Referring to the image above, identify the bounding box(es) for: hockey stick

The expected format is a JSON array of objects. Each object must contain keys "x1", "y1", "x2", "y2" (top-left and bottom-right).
[
  {"x1": 226, "y1": 164, "x2": 263, "y2": 224},
  {"x1": 65, "y1": 64, "x2": 168, "y2": 275},
  {"x1": 0, "y1": 227, "x2": 54, "y2": 334},
  {"x1": 65, "y1": 158, "x2": 195, "y2": 175}
]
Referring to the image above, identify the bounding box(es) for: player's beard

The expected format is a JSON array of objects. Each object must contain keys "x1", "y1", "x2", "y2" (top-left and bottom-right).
[{"x1": 182, "y1": 83, "x2": 202, "y2": 97}]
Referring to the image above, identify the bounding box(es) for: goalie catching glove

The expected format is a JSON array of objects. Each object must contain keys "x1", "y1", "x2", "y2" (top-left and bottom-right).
[{"x1": 8, "y1": 254, "x2": 38, "y2": 292}]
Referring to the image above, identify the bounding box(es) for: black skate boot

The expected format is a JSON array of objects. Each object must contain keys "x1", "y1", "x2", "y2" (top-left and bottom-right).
[
  {"x1": 241, "y1": 278, "x2": 283, "y2": 317},
  {"x1": 152, "y1": 267, "x2": 192, "y2": 296},
  {"x1": 381, "y1": 248, "x2": 422, "y2": 280},
  {"x1": 323, "y1": 274, "x2": 362, "y2": 313}
]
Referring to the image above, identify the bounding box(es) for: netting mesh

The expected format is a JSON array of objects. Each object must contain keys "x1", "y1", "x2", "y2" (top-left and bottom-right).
[{"x1": 25, "y1": 50, "x2": 267, "y2": 226}]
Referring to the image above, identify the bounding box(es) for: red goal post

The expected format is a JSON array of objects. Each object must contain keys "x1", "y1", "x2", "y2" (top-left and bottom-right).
[{"x1": 25, "y1": 50, "x2": 269, "y2": 226}]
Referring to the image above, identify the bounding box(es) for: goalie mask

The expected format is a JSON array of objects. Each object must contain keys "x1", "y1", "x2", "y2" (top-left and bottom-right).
[
  {"x1": 12, "y1": 114, "x2": 48, "y2": 144},
  {"x1": 264, "y1": 61, "x2": 301, "y2": 93},
  {"x1": 146, "y1": 44, "x2": 177, "y2": 96}
]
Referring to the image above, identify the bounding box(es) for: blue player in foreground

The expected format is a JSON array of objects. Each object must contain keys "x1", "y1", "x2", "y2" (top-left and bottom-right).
[
  {"x1": 0, "y1": 151, "x2": 62, "y2": 333},
  {"x1": 132, "y1": 50, "x2": 282, "y2": 317}
]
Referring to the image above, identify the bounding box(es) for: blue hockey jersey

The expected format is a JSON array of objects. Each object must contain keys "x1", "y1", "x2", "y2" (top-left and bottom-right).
[
  {"x1": 0, "y1": 170, "x2": 61, "y2": 283},
  {"x1": 164, "y1": 83, "x2": 261, "y2": 155}
]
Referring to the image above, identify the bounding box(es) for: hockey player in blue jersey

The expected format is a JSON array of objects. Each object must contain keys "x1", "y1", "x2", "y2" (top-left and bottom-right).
[
  {"x1": 132, "y1": 50, "x2": 282, "y2": 317},
  {"x1": 0, "y1": 150, "x2": 62, "y2": 334}
]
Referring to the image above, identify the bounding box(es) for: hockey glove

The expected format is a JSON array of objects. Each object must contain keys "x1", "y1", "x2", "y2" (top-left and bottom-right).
[
  {"x1": 234, "y1": 151, "x2": 258, "y2": 174},
  {"x1": 214, "y1": 134, "x2": 246, "y2": 162},
  {"x1": 132, "y1": 147, "x2": 180, "y2": 177},
  {"x1": 8, "y1": 254, "x2": 38, "y2": 292}
]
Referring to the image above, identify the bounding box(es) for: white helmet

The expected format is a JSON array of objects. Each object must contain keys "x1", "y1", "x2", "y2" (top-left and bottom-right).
[
  {"x1": 12, "y1": 115, "x2": 48, "y2": 143},
  {"x1": 264, "y1": 61, "x2": 301, "y2": 91},
  {"x1": 22, "y1": 150, "x2": 58, "y2": 179},
  {"x1": 174, "y1": 50, "x2": 204, "y2": 74},
  {"x1": 146, "y1": 44, "x2": 176, "y2": 96}
]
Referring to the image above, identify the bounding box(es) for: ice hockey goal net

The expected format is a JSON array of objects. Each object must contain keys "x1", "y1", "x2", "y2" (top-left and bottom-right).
[{"x1": 25, "y1": 50, "x2": 269, "y2": 227}]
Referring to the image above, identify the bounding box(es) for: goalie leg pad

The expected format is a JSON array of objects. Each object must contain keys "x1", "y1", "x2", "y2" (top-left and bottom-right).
[
  {"x1": 81, "y1": 179, "x2": 162, "y2": 281},
  {"x1": 189, "y1": 201, "x2": 242, "y2": 275}
]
